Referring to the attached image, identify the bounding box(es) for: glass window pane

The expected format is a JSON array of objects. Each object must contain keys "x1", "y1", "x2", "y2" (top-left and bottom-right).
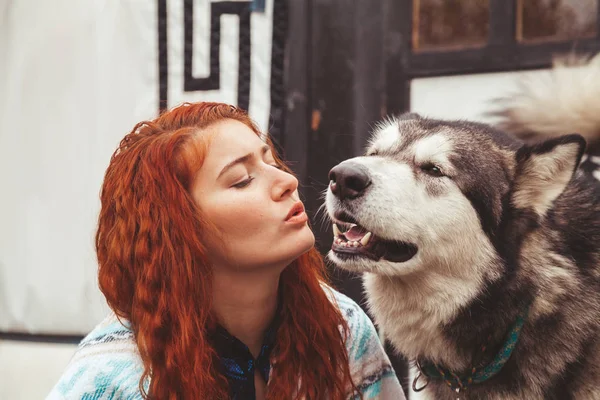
[
  {"x1": 413, "y1": 0, "x2": 490, "y2": 52},
  {"x1": 517, "y1": 0, "x2": 597, "y2": 42}
]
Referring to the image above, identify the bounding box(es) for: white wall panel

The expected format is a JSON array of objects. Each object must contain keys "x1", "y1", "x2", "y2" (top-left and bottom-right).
[{"x1": 0, "y1": 0, "x2": 276, "y2": 335}]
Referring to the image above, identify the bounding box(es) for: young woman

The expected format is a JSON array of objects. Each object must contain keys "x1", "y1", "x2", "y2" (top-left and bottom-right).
[{"x1": 47, "y1": 102, "x2": 405, "y2": 400}]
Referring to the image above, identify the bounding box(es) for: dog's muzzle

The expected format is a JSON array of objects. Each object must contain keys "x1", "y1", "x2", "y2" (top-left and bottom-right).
[{"x1": 328, "y1": 161, "x2": 418, "y2": 264}]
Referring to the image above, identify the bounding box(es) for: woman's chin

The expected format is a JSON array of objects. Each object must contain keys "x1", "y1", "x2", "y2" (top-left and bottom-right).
[
  {"x1": 297, "y1": 225, "x2": 316, "y2": 253},
  {"x1": 277, "y1": 228, "x2": 315, "y2": 267},
  {"x1": 221, "y1": 228, "x2": 315, "y2": 271}
]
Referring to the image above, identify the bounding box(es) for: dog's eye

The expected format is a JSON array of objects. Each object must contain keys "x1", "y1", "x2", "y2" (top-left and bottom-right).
[{"x1": 421, "y1": 164, "x2": 444, "y2": 177}]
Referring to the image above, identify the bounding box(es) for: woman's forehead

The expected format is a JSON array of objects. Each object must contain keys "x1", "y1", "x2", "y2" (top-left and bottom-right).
[
  {"x1": 190, "y1": 120, "x2": 269, "y2": 185},
  {"x1": 204, "y1": 120, "x2": 265, "y2": 157}
]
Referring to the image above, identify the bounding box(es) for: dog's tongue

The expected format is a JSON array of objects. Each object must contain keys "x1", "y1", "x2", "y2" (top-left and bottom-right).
[{"x1": 344, "y1": 225, "x2": 368, "y2": 241}]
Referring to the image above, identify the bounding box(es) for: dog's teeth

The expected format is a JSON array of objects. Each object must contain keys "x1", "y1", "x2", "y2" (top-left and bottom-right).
[
  {"x1": 360, "y1": 232, "x2": 372, "y2": 246},
  {"x1": 352, "y1": 241, "x2": 359, "y2": 247},
  {"x1": 333, "y1": 223, "x2": 341, "y2": 237}
]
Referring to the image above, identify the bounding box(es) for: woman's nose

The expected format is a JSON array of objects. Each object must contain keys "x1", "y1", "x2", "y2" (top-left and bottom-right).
[{"x1": 272, "y1": 168, "x2": 299, "y2": 200}]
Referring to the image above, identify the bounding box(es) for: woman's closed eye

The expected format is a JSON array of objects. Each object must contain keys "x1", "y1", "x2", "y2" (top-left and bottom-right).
[
  {"x1": 231, "y1": 164, "x2": 283, "y2": 189},
  {"x1": 232, "y1": 176, "x2": 254, "y2": 189}
]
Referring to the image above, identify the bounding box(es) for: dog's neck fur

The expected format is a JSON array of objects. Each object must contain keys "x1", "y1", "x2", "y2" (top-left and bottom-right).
[
  {"x1": 366, "y1": 221, "x2": 588, "y2": 380},
  {"x1": 363, "y1": 252, "x2": 516, "y2": 372}
]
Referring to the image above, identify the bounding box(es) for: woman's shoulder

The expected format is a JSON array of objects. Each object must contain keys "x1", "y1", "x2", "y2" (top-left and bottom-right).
[
  {"x1": 46, "y1": 314, "x2": 145, "y2": 400},
  {"x1": 323, "y1": 285, "x2": 407, "y2": 399}
]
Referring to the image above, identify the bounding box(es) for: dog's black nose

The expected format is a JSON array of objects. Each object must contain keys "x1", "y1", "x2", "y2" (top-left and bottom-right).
[{"x1": 328, "y1": 163, "x2": 371, "y2": 200}]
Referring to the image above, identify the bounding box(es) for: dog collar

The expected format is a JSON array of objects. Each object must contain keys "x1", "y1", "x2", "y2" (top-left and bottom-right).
[{"x1": 413, "y1": 305, "x2": 529, "y2": 395}]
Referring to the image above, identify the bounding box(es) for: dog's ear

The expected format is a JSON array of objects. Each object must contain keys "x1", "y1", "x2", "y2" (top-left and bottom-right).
[{"x1": 512, "y1": 134, "x2": 586, "y2": 217}]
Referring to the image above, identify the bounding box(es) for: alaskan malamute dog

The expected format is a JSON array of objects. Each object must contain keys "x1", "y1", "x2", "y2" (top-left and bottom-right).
[{"x1": 325, "y1": 113, "x2": 600, "y2": 398}]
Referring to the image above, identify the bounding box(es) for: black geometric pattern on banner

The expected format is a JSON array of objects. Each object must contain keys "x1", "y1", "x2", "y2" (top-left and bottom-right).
[
  {"x1": 183, "y1": 0, "x2": 252, "y2": 112},
  {"x1": 267, "y1": 0, "x2": 287, "y2": 149},
  {"x1": 157, "y1": 0, "x2": 287, "y2": 140}
]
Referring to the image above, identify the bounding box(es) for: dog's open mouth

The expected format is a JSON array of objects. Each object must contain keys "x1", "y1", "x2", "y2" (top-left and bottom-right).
[{"x1": 331, "y1": 223, "x2": 418, "y2": 263}]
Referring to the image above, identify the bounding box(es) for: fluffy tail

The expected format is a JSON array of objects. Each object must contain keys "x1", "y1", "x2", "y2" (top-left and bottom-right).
[{"x1": 490, "y1": 53, "x2": 600, "y2": 148}]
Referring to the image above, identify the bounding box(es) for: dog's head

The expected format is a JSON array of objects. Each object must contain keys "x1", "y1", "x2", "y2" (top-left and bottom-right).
[{"x1": 325, "y1": 114, "x2": 586, "y2": 277}]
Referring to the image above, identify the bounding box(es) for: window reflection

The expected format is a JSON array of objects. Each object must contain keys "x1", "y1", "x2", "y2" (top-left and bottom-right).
[
  {"x1": 517, "y1": 0, "x2": 597, "y2": 42},
  {"x1": 413, "y1": 0, "x2": 490, "y2": 51}
]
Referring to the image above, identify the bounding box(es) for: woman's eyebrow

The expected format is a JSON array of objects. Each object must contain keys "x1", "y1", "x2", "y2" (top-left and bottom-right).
[{"x1": 217, "y1": 145, "x2": 271, "y2": 179}]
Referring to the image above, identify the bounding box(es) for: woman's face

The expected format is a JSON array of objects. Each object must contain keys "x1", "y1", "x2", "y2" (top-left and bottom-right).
[{"x1": 191, "y1": 119, "x2": 315, "y2": 272}]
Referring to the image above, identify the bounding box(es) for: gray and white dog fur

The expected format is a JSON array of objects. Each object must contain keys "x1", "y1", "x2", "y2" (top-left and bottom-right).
[{"x1": 325, "y1": 56, "x2": 600, "y2": 399}]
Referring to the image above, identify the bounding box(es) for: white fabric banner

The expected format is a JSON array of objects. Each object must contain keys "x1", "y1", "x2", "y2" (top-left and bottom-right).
[{"x1": 0, "y1": 0, "x2": 276, "y2": 334}]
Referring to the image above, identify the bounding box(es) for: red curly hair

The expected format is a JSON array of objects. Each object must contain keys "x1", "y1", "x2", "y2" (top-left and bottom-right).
[{"x1": 96, "y1": 102, "x2": 358, "y2": 399}]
